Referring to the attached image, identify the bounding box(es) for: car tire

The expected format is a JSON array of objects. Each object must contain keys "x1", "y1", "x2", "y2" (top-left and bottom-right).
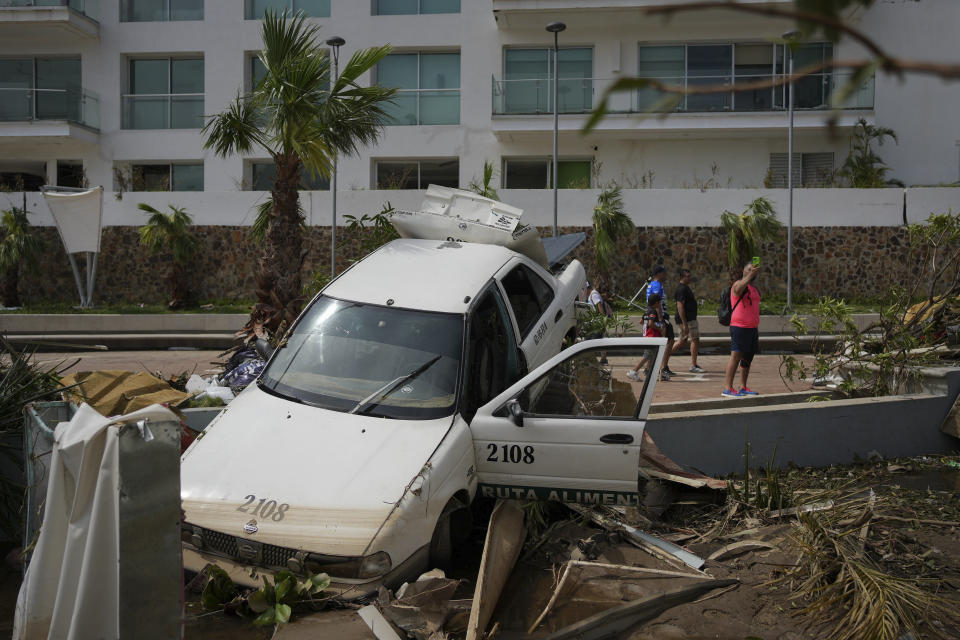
[{"x1": 428, "y1": 511, "x2": 453, "y2": 571}]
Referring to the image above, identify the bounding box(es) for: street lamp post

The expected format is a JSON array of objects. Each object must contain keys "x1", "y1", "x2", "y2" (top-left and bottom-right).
[
  {"x1": 326, "y1": 36, "x2": 345, "y2": 278},
  {"x1": 546, "y1": 21, "x2": 566, "y2": 239},
  {"x1": 783, "y1": 30, "x2": 799, "y2": 313}
]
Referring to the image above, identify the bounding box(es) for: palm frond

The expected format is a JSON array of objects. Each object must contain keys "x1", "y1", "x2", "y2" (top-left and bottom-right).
[
  {"x1": 592, "y1": 184, "x2": 633, "y2": 273},
  {"x1": 202, "y1": 94, "x2": 268, "y2": 157},
  {"x1": 0, "y1": 208, "x2": 42, "y2": 272}
]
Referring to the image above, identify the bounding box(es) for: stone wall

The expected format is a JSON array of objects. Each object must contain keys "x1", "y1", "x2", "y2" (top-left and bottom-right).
[{"x1": 20, "y1": 225, "x2": 917, "y2": 305}]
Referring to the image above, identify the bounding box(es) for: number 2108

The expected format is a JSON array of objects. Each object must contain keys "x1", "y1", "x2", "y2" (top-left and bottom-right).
[
  {"x1": 486, "y1": 443, "x2": 535, "y2": 464},
  {"x1": 237, "y1": 495, "x2": 290, "y2": 521}
]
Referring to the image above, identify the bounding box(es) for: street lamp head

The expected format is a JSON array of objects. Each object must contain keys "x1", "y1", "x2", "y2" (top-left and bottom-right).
[
  {"x1": 325, "y1": 36, "x2": 345, "y2": 47},
  {"x1": 781, "y1": 29, "x2": 800, "y2": 41},
  {"x1": 545, "y1": 21, "x2": 566, "y2": 33}
]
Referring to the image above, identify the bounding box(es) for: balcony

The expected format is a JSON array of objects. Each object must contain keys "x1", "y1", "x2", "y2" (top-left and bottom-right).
[
  {"x1": 491, "y1": 71, "x2": 873, "y2": 139},
  {"x1": 492, "y1": 0, "x2": 794, "y2": 29},
  {"x1": 0, "y1": 87, "x2": 100, "y2": 144},
  {"x1": 0, "y1": 0, "x2": 99, "y2": 39},
  {"x1": 121, "y1": 94, "x2": 205, "y2": 130}
]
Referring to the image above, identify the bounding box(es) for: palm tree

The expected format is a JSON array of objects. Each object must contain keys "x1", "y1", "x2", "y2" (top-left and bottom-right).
[
  {"x1": 203, "y1": 10, "x2": 396, "y2": 332},
  {"x1": 839, "y1": 118, "x2": 900, "y2": 188},
  {"x1": 719, "y1": 196, "x2": 784, "y2": 269},
  {"x1": 138, "y1": 203, "x2": 201, "y2": 309},
  {"x1": 0, "y1": 207, "x2": 42, "y2": 308},
  {"x1": 592, "y1": 183, "x2": 633, "y2": 282},
  {"x1": 468, "y1": 161, "x2": 499, "y2": 200}
]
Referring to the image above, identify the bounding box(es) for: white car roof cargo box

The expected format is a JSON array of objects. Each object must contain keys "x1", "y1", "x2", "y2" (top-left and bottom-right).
[{"x1": 390, "y1": 185, "x2": 549, "y2": 268}]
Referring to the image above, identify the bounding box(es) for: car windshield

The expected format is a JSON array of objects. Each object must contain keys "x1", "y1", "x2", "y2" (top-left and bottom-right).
[{"x1": 259, "y1": 296, "x2": 463, "y2": 419}]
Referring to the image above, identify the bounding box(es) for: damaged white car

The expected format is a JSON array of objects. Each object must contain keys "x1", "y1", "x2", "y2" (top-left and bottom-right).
[{"x1": 181, "y1": 196, "x2": 666, "y2": 596}]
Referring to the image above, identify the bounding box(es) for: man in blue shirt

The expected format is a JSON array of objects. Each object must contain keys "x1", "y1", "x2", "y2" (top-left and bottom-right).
[{"x1": 647, "y1": 266, "x2": 676, "y2": 378}]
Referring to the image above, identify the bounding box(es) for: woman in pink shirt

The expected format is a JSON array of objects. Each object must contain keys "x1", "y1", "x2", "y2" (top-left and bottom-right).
[{"x1": 722, "y1": 263, "x2": 761, "y2": 398}]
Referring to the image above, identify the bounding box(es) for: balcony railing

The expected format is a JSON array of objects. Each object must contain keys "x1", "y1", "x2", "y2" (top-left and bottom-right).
[
  {"x1": 492, "y1": 71, "x2": 873, "y2": 116},
  {"x1": 121, "y1": 94, "x2": 204, "y2": 130},
  {"x1": 385, "y1": 88, "x2": 460, "y2": 126},
  {"x1": 492, "y1": 77, "x2": 594, "y2": 115},
  {"x1": 0, "y1": 0, "x2": 99, "y2": 20},
  {"x1": 0, "y1": 87, "x2": 99, "y2": 129}
]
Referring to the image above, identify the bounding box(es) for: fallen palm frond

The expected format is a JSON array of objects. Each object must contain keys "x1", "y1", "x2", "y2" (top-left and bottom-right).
[{"x1": 780, "y1": 492, "x2": 957, "y2": 640}]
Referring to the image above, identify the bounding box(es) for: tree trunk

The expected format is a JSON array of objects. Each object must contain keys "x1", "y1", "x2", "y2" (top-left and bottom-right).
[
  {"x1": 0, "y1": 267, "x2": 20, "y2": 308},
  {"x1": 168, "y1": 260, "x2": 192, "y2": 310},
  {"x1": 253, "y1": 154, "x2": 306, "y2": 333}
]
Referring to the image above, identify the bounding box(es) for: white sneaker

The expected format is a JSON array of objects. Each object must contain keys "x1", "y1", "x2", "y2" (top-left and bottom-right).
[
  {"x1": 690, "y1": 365, "x2": 705, "y2": 373},
  {"x1": 626, "y1": 369, "x2": 640, "y2": 381}
]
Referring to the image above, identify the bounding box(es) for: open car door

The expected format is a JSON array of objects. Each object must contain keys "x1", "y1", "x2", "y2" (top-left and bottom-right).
[{"x1": 470, "y1": 337, "x2": 666, "y2": 507}]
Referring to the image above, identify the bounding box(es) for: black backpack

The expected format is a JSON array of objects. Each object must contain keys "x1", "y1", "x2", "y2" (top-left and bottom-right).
[{"x1": 717, "y1": 286, "x2": 744, "y2": 326}]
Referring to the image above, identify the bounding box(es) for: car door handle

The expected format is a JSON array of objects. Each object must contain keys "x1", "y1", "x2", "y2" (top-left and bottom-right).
[
  {"x1": 600, "y1": 433, "x2": 634, "y2": 445},
  {"x1": 554, "y1": 309, "x2": 563, "y2": 323}
]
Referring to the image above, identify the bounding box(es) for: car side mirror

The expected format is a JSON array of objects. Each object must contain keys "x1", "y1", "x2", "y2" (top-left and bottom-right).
[
  {"x1": 506, "y1": 399, "x2": 524, "y2": 427},
  {"x1": 254, "y1": 337, "x2": 275, "y2": 360}
]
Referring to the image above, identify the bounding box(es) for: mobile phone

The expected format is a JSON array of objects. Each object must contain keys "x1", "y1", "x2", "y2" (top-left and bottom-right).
[{"x1": 752, "y1": 256, "x2": 760, "y2": 266}]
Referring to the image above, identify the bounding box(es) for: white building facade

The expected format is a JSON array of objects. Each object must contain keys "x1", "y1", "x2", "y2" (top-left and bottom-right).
[{"x1": 1, "y1": 0, "x2": 958, "y2": 228}]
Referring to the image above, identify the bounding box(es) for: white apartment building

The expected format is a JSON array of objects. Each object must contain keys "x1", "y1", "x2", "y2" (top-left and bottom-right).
[{"x1": 0, "y1": 0, "x2": 958, "y2": 228}]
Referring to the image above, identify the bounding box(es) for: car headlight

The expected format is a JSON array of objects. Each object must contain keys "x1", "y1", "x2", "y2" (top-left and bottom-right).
[{"x1": 296, "y1": 550, "x2": 392, "y2": 580}]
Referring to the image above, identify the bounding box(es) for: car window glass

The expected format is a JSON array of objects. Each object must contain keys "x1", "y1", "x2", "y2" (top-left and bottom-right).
[
  {"x1": 518, "y1": 345, "x2": 657, "y2": 418},
  {"x1": 501, "y1": 264, "x2": 552, "y2": 338},
  {"x1": 462, "y1": 288, "x2": 522, "y2": 420},
  {"x1": 259, "y1": 296, "x2": 463, "y2": 419}
]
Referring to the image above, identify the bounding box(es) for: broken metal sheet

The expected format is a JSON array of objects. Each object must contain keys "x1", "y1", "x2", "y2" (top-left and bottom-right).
[
  {"x1": 377, "y1": 572, "x2": 463, "y2": 640},
  {"x1": 568, "y1": 505, "x2": 706, "y2": 572},
  {"x1": 465, "y1": 499, "x2": 527, "y2": 640},
  {"x1": 640, "y1": 431, "x2": 727, "y2": 490},
  {"x1": 358, "y1": 605, "x2": 404, "y2": 640},
  {"x1": 541, "y1": 579, "x2": 738, "y2": 640}
]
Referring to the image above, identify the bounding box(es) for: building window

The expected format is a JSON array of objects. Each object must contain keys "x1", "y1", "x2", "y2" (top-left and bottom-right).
[
  {"x1": 121, "y1": 0, "x2": 203, "y2": 22},
  {"x1": 768, "y1": 152, "x2": 835, "y2": 187},
  {"x1": 375, "y1": 159, "x2": 458, "y2": 189},
  {"x1": 496, "y1": 48, "x2": 592, "y2": 115},
  {"x1": 124, "y1": 163, "x2": 204, "y2": 191},
  {"x1": 376, "y1": 52, "x2": 460, "y2": 125},
  {"x1": 57, "y1": 161, "x2": 86, "y2": 188},
  {"x1": 0, "y1": 57, "x2": 82, "y2": 123},
  {"x1": 245, "y1": 0, "x2": 330, "y2": 19},
  {"x1": 372, "y1": 0, "x2": 459, "y2": 15},
  {"x1": 636, "y1": 42, "x2": 841, "y2": 113},
  {"x1": 503, "y1": 158, "x2": 591, "y2": 189},
  {"x1": 122, "y1": 57, "x2": 204, "y2": 129},
  {"x1": 250, "y1": 161, "x2": 329, "y2": 190}
]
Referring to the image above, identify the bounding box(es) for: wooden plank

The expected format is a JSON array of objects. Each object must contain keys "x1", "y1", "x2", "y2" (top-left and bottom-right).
[{"x1": 465, "y1": 500, "x2": 527, "y2": 640}]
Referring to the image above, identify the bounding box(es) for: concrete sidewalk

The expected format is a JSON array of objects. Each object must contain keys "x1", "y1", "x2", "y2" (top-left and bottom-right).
[{"x1": 34, "y1": 349, "x2": 816, "y2": 404}]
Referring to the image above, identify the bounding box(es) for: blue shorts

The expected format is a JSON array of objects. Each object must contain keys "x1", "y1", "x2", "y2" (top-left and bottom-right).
[{"x1": 730, "y1": 326, "x2": 759, "y2": 355}]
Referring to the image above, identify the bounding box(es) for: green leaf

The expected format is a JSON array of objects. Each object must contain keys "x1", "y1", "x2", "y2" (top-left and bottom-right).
[
  {"x1": 200, "y1": 565, "x2": 237, "y2": 611},
  {"x1": 275, "y1": 603, "x2": 292, "y2": 625},
  {"x1": 274, "y1": 575, "x2": 294, "y2": 602},
  {"x1": 309, "y1": 572, "x2": 331, "y2": 593},
  {"x1": 253, "y1": 606, "x2": 276, "y2": 626},
  {"x1": 247, "y1": 588, "x2": 270, "y2": 613}
]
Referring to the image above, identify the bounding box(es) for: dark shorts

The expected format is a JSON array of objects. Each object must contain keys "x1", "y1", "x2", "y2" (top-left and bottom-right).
[
  {"x1": 664, "y1": 321, "x2": 675, "y2": 341},
  {"x1": 730, "y1": 326, "x2": 760, "y2": 355}
]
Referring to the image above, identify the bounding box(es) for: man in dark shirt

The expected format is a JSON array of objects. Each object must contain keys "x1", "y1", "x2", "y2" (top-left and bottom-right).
[{"x1": 672, "y1": 268, "x2": 704, "y2": 373}]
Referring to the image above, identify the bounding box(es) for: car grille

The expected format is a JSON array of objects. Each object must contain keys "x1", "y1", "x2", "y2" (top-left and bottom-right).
[{"x1": 193, "y1": 525, "x2": 297, "y2": 570}]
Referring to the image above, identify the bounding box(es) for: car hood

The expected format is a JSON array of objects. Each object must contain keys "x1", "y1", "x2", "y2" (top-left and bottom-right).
[{"x1": 181, "y1": 384, "x2": 454, "y2": 556}]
